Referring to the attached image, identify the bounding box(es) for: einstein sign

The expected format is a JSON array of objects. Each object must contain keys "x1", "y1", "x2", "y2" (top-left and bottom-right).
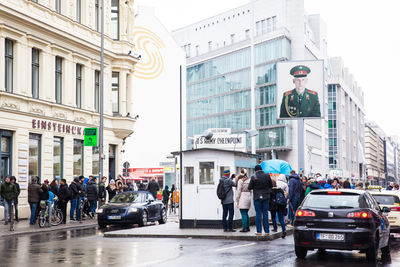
[{"x1": 194, "y1": 130, "x2": 246, "y2": 152}]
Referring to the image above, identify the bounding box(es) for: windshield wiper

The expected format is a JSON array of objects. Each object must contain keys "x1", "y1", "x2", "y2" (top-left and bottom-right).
[{"x1": 330, "y1": 205, "x2": 355, "y2": 209}]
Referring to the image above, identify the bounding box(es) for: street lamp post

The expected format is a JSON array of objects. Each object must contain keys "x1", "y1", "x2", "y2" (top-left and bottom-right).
[
  {"x1": 268, "y1": 131, "x2": 277, "y2": 159},
  {"x1": 99, "y1": 0, "x2": 105, "y2": 181}
]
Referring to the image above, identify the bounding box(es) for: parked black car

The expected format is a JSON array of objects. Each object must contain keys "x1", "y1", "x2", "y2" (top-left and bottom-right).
[
  {"x1": 97, "y1": 191, "x2": 167, "y2": 228},
  {"x1": 294, "y1": 189, "x2": 391, "y2": 262}
]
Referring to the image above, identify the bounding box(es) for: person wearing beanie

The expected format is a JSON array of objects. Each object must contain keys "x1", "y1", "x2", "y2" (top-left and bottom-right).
[
  {"x1": 248, "y1": 164, "x2": 273, "y2": 236},
  {"x1": 220, "y1": 169, "x2": 236, "y2": 232}
]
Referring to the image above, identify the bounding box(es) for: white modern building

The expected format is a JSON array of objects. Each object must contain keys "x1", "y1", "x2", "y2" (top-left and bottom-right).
[
  {"x1": 173, "y1": 0, "x2": 329, "y2": 175},
  {"x1": 327, "y1": 57, "x2": 365, "y2": 180},
  {"x1": 0, "y1": 0, "x2": 138, "y2": 218}
]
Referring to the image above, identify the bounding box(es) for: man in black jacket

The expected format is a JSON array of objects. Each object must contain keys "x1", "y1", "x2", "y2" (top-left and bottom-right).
[
  {"x1": 69, "y1": 178, "x2": 79, "y2": 222},
  {"x1": 248, "y1": 165, "x2": 273, "y2": 236},
  {"x1": 147, "y1": 178, "x2": 160, "y2": 199},
  {"x1": 58, "y1": 179, "x2": 71, "y2": 224},
  {"x1": 10, "y1": 176, "x2": 20, "y2": 222},
  {"x1": 86, "y1": 177, "x2": 98, "y2": 218},
  {"x1": 98, "y1": 176, "x2": 107, "y2": 208}
]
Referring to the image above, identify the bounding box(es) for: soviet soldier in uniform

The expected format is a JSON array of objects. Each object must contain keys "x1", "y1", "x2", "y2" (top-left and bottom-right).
[{"x1": 279, "y1": 65, "x2": 321, "y2": 118}]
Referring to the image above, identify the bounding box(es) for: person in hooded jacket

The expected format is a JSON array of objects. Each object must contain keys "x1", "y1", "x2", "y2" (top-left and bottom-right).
[
  {"x1": 86, "y1": 177, "x2": 98, "y2": 217},
  {"x1": 305, "y1": 179, "x2": 320, "y2": 196},
  {"x1": 98, "y1": 176, "x2": 107, "y2": 208},
  {"x1": 288, "y1": 170, "x2": 303, "y2": 225},
  {"x1": 1, "y1": 176, "x2": 18, "y2": 230},
  {"x1": 343, "y1": 179, "x2": 351, "y2": 189},
  {"x1": 270, "y1": 180, "x2": 288, "y2": 238}
]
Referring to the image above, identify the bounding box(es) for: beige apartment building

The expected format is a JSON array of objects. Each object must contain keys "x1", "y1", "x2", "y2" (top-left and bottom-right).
[
  {"x1": 364, "y1": 123, "x2": 385, "y2": 184},
  {"x1": 0, "y1": 0, "x2": 138, "y2": 217}
]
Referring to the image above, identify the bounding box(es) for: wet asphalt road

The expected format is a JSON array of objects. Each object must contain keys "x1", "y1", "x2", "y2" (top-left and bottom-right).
[{"x1": 1, "y1": 226, "x2": 400, "y2": 266}]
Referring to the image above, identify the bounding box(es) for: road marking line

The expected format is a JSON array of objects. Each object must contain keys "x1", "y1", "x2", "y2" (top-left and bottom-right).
[{"x1": 216, "y1": 242, "x2": 256, "y2": 252}]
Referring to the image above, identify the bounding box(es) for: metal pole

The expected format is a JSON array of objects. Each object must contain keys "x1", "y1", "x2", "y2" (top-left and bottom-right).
[
  {"x1": 250, "y1": 0, "x2": 256, "y2": 154},
  {"x1": 298, "y1": 119, "x2": 305, "y2": 174},
  {"x1": 99, "y1": 0, "x2": 104, "y2": 180},
  {"x1": 179, "y1": 65, "x2": 183, "y2": 226}
]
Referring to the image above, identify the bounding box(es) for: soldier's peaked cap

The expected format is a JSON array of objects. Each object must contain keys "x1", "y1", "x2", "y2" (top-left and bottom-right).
[{"x1": 290, "y1": 65, "x2": 311, "y2": 77}]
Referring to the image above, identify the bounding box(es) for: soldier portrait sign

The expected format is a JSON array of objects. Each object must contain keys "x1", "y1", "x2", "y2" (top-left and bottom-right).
[{"x1": 277, "y1": 60, "x2": 324, "y2": 119}]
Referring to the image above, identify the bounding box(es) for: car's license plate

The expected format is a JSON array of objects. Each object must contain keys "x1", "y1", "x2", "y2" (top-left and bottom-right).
[
  {"x1": 107, "y1": 216, "x2": 121, "y2": 220},
  {"x1": 316, "y1": 233, "x2": 345, "y2": 241}
]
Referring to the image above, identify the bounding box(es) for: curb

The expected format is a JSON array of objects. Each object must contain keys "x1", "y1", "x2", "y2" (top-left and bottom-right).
[
  {"x1": 0, "y1": 222, "x2": 98, "y2": 238},
  {"x1": 104, "y1": 228, "x2": 293, "y2": 241}
]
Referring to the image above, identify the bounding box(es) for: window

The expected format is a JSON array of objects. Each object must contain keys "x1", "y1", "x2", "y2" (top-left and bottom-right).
[
  {"x1": 272, "y1": 16, "x2": 277, "y2": 31},
  {"x1": 195, "y1": 45, "x2": 199, "y2": 56},
  {"x1": 5, "y1": 39, "x2": 13, "y2": 93},
  {"x1": 55, "y1": 0, "x2": 61, "y2": 13},
  {"x1": 184, "y1": 167, "x2": 194, "y2": 184},
  {"x1": 112, "y1": 72, "x2": 119, "y2": 113},
  {"x1": 32, "y1": 48, "x2": 40, "y2": 99},
  {"x1": 94, "y1": 70, "x2": 100, "y2": 112},
  {"x1": 208, "y1": 41, "x2": 212, "y2": 52},
  {"x1": 95, "y1": 0, "x2": 100, "y2": 31},
  {"x1": 230, "y1": 34, "x2": 235, "y2": 44},
  {"x1": 256, "y1": 21, "x2": 261, "y2": 36},
  {"x1": 76, "y1": 0, "x2": 81, "y2": 23},
  {"x1": 29, "y1": 134, "x2": 41, "y2": 180},
  {"x1": 55, "y1": 56, "x2": 62, "y2": 104},
  {"x1": 76, "y1": 64, "x2": 82, "y2": 108},
  {"x1": 92, "y1": 146, "x2": 99, "y2": 175},
  {"x1": 73, "y1": 139, "x2": 84, "y2": 176},
  {"x1": 199, "y1": 162, "x2": 214, "y2": 184},
  {"x1": 53, "y1": 137, "x2": 63, "y2": 181},
  {"x1": 111, "y1": 0, "x2": 120, "y2": 39},
  {"x1": 261, "y1": 19, "x2": 266, "y2": 34}
]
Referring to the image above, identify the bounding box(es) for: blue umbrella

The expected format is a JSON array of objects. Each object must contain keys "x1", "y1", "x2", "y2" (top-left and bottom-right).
[{"x1": 260, "y1": 159, "x2": 292, "y2": 175}]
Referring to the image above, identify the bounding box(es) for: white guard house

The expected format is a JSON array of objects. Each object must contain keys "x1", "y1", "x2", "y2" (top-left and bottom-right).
[{"x1": 172, "y1": 129, "x2": 261, "y2": 228}]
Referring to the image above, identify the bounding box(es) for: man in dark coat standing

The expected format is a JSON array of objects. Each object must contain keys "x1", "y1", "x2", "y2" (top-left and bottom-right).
[
  {"x1": 220, "y1": 170, "x2": 236, "y2": 232},
  {"x1": 1, "y1": 176, "x2": 18, "y2": 230},
  {"x1": 69, "y1": 178, "x2": 79, "y2": 221},
  {"x1": 86, "y1": 177, "x2": 98, "y2": 218},
  {"x1": 28, "y1": 176, "x2": 43, "y2": 225},
  {"x1": 147, "y1": 177, "x2": 160, "y2": 199},
  {"x1": 288, "y1": 170, "x2": 303, "y2": 225},
  {"x1": 248, "y1": 165, "x2": 273, "y2": 236},
  {"x1": 58, "y1": 179, "x2": 71, "y2": 224},
  {"x1": 10, "y1": 176, "x2": 20, "y2": 222}
]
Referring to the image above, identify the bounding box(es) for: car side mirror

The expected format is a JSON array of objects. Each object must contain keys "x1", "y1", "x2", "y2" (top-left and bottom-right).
[
  {"x1": 382, "y1": 207, "x2": 390, "y2": 213},
  {"x1": 148, "y1": 199, "x2": 154, "y2": 203}
]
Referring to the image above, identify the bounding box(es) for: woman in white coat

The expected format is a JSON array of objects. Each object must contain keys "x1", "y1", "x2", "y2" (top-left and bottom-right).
[{"x1": 236, "y1": 169, "x2": 252, "y2": 232}]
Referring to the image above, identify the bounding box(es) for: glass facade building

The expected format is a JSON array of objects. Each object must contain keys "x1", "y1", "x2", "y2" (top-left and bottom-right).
[
  {"x1": 186, "y1": 37, "x2": 292, "y2": 151},
  {"x1": 328, "y1": 84, "x2": 338, "y2": 169}
]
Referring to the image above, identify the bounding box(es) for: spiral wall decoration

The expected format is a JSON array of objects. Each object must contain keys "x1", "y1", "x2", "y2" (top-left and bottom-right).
[{"x1": 132, "y1": 26, "x2": 166, "y2": 79}]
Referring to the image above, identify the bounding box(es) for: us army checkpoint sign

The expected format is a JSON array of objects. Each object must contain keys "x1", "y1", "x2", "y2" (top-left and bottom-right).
[
  {"x1": 84, "y1": 128, "x2": 98, "y2": 146},
  {"x1": 276, "y1": 60, "x2": 324, "y2": 120}
]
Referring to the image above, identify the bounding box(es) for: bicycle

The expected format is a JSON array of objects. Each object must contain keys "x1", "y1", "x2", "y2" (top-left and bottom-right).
[{"x1": 38, "y1": 197, "x2": 63, "y2": 227}]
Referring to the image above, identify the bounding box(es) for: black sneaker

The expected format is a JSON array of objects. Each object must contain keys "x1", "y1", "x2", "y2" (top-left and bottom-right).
[
  {"x1": 223, "y1": 229, "x2": 228, "y2": 232},
  {"x1": 272, "y1": 229, "x2": 278, "y2": 232},
  {"x1": 282, "y1": 231, "x2": 287, "y2": 238},
  {"x1": 228, "y1": 229, "x2": 236, "y2": 232},
  {"x1": 239, "y1": 229, "x2": 247, "y2": 232}
]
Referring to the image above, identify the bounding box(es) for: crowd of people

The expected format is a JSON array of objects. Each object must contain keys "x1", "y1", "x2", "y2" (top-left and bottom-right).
[
  {"x1": 218, "y1": 166, "x2": 378, "y2": 237},
  {"x1": 0, "y1": 174, "x2": 165, "y2": 230}
]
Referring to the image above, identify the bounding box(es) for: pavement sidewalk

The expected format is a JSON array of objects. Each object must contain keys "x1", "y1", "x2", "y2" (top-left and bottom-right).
[
  {"x1": 104, "y1": 216, "x2": 293, "y2": 241},
  {"x1": 0, "y1": 218, "x2": 97, "y2": 238}
]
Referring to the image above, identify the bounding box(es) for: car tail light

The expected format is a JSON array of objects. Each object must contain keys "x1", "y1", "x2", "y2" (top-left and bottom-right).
[
  {"x1": 327, "y1": 191, "x2": 342, "y2": 195},
  {"x1": 390, "y1": 206, "x2": 400, "y2": 212},
  {"x1": 347, "y1": 211, "x2": 372, "y2": 218},
  {"x1": 296, "y1": 210, "x2": 316, "y2": 217}
]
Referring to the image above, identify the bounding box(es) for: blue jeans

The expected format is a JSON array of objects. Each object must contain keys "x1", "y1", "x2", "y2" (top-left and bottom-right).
[
  {"x1": 29, "y1": 202, "x2": 38, "y2": 224},
  {"x1": 70, "y1": 198, "x2": 78, "y2": 220},
  {"x1": 89, "y1": 199, "x2": 97, "y2": 214},
  {"x1": 4, "y1": 200, "x2": 13, "y2": 223},
  {"x1": 270, "y1": 210, "x2": 286, "y2": 232},
  {"x1": 289, "y1": 197, "x2": 301, "y2": 225},
  {"x1": 222, "y1": 203, "x2": 234, "y2": 230},
  {"x1": 254, "y1": 199, "x2": 270, "y2": 234}
]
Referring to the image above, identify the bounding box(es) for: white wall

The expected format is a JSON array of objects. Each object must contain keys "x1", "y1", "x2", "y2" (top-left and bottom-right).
[{"x1": 123, "y1": 6, "x2": 186, "y2": 167}]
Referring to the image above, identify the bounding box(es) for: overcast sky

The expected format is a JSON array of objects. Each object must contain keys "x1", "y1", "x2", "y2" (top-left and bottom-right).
[{"x1": 135, "y1": 0, "x2": 400, "y2": 137}]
